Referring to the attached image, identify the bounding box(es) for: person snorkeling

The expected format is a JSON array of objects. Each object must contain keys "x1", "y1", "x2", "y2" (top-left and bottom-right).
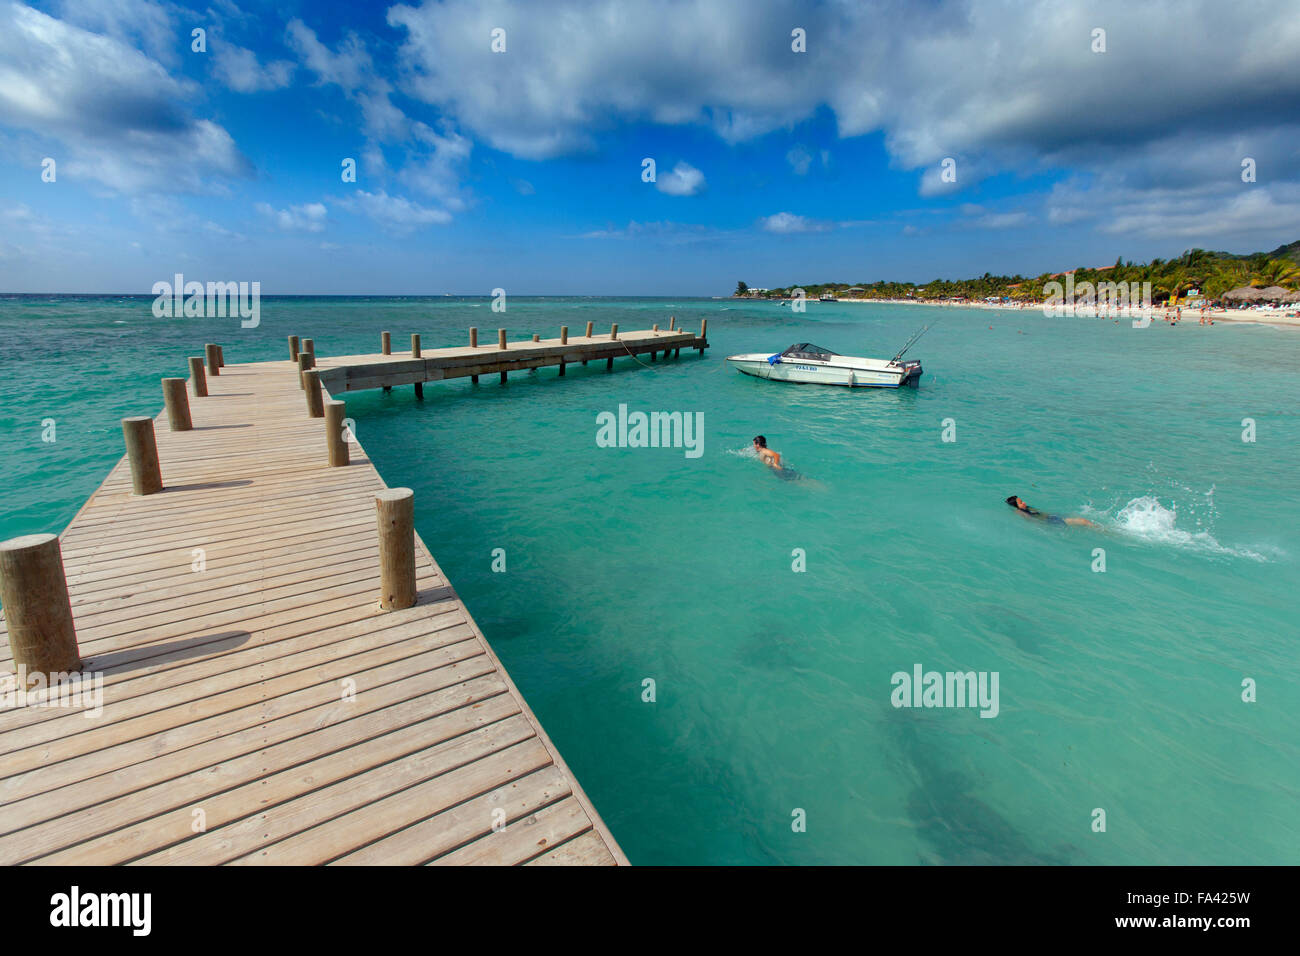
[{"x1": 1005, "y1": 495, "x2": 1099, "y2": 528}]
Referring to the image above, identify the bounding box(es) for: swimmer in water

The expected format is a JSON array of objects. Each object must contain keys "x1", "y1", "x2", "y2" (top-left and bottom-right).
[
  {"x1": 1005, "y1": 495, "x2": 1099, "y2": 528},
  {"x1": 752, "y1": 435, "x2": 782, "y2": 470}
]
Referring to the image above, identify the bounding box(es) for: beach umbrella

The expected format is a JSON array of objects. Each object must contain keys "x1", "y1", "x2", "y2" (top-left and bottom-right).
[
  {"x1": 1258, "y1": 286, "x2": 1290, "y2": 301},
  {"x1": 1222, "y1": 285, "x2": 1266, "y2": 301},
  {"x1": 1282, "y1": 290, "x2": 1300, "y2": 303}
]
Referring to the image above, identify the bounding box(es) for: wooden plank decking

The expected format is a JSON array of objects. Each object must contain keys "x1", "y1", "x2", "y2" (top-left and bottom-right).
[
  {"x1": 314, "y1": 326, "x2": 706, "y2": 393},
  {"x1": 0, "y1": 349, "x2": 630, "y2": 865}
]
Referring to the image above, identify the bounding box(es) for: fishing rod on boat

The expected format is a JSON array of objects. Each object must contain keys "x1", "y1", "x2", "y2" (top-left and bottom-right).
[{"x1": 890, "y1": 320, "x2": 936, "y2": 364}]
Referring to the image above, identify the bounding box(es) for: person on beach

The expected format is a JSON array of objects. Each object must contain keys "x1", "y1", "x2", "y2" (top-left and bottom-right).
[
  {"x1": 1005, "y1": 495, "x2": 1098, "y2": 528},
  {"x1": 752, "y1": 435, "x2": 782, "y2": 469}
]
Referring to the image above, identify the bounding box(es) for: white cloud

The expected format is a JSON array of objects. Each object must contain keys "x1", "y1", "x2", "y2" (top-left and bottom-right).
[
  {"x1": 759, "y1": 212, "x2": 832, "y2": 234},
  {"x1": 256, "y1": 201, "x2": 328, "y2": 232},
  {"x1": 339, "y1": 189, "x2": 452, "y2": 234},
  {"x1": 787, "y1": 145, "x2": 813, "y2": 176},
  {"x1": 382, "y1": 0, "x2": 1300, "y2": 208},
  {"x1": 655, "y1": 161, "x2": 706, "y2": 197},
  {"x1": 0, "y1": 3, "x2": 249, "y2": 193},
  {"x1": 213, "y1": 42, "x2": 295, "y2": 93}
]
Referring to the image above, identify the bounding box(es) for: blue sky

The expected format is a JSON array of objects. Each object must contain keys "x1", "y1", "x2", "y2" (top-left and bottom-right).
[{"x1": 1, "y1": 0, "x2": 1298, "y2": 294}]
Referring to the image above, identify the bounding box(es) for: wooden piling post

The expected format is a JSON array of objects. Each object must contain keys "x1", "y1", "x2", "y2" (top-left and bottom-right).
[
  {"x1": 584, "y1": 321, "x2": 593, "y2": 338},
  {"x1": 304, "y1": 370, "x2": 324, "y2": 417},
  {"x1": 0, "y1": 533, "x2": 80, "y2": 680},
  {"x1": 470, "y1": 327, "x2": 478, "y2": 348},
  {"x1": 532, "y1": 333, "x2": 540, "y2": 342},
  {"x1": 561, "y1": 326, "x2": 569, "y2": 344},
  {"x1": 669, "y1": 316, "x2": 676, "y2": 330},
  {"x1": 121, "y1": 416, "x2": 163, "y2": 495},
  {"x1": 411, "y1": 334, "x2": 421, "y2": 358},
  {"x1": 414, "y1": 382, "x2": 424, "y2": 399},
  {"x1": 216, "y1": 345, "x2": 225, "y2": 368},
  {"x1": 288, "y1": 335, "x2": 299, "y2": 361},
  {"x1": 162, "y1": 377, "x2": 192, "y2": 431},
  {"x1": 500, "y1": 371, "x2": 508, "y2": 384},
  {"x1": 653, "y1": 323, "x2": 659, "y2": 331},
  {"x1": 188, "y1": 356, "x2": 208, "y2": 397},
  {"x1": 606, "y1": 356, "x2": 614, "y2": 370},
  {"x1": 303, "y1": 338, "x2": 315, "y2": 357},
  {"x1": 610, "y1": 323, "x2": 619, "y2": 339},
  {"x1": 205, "y1": 343, "x2": 220, "y2": 375},
  {"x1": 376, "y1": 488, "x2": 416, "y2": 611},
  {"x1": 698, "y1": 318, "x2": 708, "y2": 354},
  {"x1": 382, "y1": 331, "x2": 391, "y2": 355},
  {"x1": 325, "y1": 400, "x2": 349, "y2": 466},
  {"x1": 297, "y1": 352, "x2": 313, "y2": 389},
  {"x1": 498, "y1": 329, "x2": 507, "y2": 350}
]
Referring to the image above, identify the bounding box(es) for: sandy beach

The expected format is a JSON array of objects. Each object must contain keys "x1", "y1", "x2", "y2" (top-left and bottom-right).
[{"x1": 830, "y1": 297, "x2": 1300, "y2": 329}]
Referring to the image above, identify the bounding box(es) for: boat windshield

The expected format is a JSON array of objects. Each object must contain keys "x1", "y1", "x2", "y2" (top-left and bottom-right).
[{"x1": 781, "y1": 343, "x2": 839, "y2": 361}]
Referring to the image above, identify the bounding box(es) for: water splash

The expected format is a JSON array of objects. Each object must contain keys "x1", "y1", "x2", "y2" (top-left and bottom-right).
[{"x1": 1105, "y1": 495, "x2": 1271, "y2": 561}]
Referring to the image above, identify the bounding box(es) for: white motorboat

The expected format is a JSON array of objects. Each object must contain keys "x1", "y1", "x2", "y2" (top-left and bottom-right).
[{"x1": 726, "y1": 330, "x2": 928, "y2": 388}]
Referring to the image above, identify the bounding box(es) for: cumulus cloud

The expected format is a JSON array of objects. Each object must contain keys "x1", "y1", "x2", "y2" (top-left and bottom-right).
[
  {"x1": 338, "y1": 189, "x2": 452, "y2": 234},
  {"x1": 256, "y1": 201, "x2": 328, "y2": 232},
  {"x1": 760, "y1": 212, "x2": 832, "y2": 234},
  {"x1": 655, "y1": 161, "x2": 706, "y2": 197},
  {"x1": 382, "y1": 0, "x2": 1300, "y2": 209},
  {"x1": 0, "y1": 2, "x2": 250, "y2": 193}
]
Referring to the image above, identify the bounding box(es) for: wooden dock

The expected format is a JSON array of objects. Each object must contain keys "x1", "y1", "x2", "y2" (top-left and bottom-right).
[
  {"x1": 0, "y1": 324, "x2": 692, "y2": 865},
  {"x1": 313, "y1": 322, "x2": 707, "y2": 394}
]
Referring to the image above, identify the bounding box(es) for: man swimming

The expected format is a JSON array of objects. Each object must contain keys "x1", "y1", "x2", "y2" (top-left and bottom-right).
[
  {"x1": 752, "y1": 435, "x2": 782, "y2": 469},
  {"x1": 1005, "y1": 495, "x2": 1099, "y2": 528}
]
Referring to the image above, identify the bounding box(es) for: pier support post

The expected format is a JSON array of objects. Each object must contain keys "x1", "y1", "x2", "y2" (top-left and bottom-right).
[
  {"x1": 289, "y1": 335, "x2": 299, "y2": 361},
  {"x1": 532, "y1": 333, "x2": 540, "y2": 342},
  {"x1": 297, "y1": 352, "x2": 313, "y2": 389},
  {"x1": 325, "y1": 400, "x2": 349, "y2": 466},
  {"x1": 205, "y1": 343, "x2": 220, "y2": 376},
  {"x1": 561, "y1": 326, "x2": 569, "y2": 344},
  {"x1": 500, "y1": 371, "x2": 507, "y2": 384},
  {"x1": 585, "y1": 321, "x2": 593, "y2": 338},
  {"x1": 216, "y1": 345, "x2": 225, "y2": 368},
  {"x1": 610, "y1": 323, "x2": 619, "y2": 339},
  {"x1": 0, "y1": 534, "x2": 80, "y2": 682},
  {"x1": 414, "y1": 382, "x2": 424, "y2": 400},
  {"x1": 188, "y1": 356, "x2": 208, "y2": 397},
  {"x1": 304, "y1": 370, "x2": 325, "y2": 418},
  {"x1": 669, "y1": 316, "x2": 676, "y2": 330},
  {"x1": 376, "y1": 488, "x2": 416, "y2": 611},
  {"x1": 606, "y1": 356, "x2": 614, "y2": 370},
  {"x1": 698, "y1": 319, "x2": 708, "y2": 354},
  {"x1": 653, "y1": 324, "x2": 659, "y2": 331},
  {"x1": 411, "y1": 334, "x2": 421, "y2": 358},
  {"x1": 162, "y1": 377, "x2": 192, "y2": 431},
  {"x1": 302, "y1": 338, "x2": 315, "y2": 358},
  {"x1": 470, "y1": 327, "x2": 478, "y2": 348},
  {"x1": 498, "y1": 329, "x2": 507, "y2": 350},
  {"x1": 382, "y1": 331, "x2": 391, "y2": 355},
  {"x1": 121, "y1": 417, "x2": 163, "y2": 495}
]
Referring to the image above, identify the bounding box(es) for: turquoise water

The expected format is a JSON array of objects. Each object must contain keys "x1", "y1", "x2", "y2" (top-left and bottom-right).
[{"x1": 2, "y1": 295, "x2": 1297, "y2": 864}]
